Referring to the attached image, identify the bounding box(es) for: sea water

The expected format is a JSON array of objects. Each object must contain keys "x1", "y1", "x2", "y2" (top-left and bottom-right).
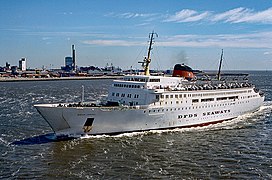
[{"x1": 0, "y1": 71, "x2": 271, "y2": 179}]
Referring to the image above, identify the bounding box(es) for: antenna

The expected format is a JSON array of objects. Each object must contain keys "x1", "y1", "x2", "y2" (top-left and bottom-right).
[{"x1": 217, "y1": 49, "x2": 224, "y2": 80}]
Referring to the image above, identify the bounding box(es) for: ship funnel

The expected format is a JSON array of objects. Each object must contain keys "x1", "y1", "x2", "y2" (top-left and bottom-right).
[{"x1": 172, "y1": 64, "x2": 195, "y2": 80}]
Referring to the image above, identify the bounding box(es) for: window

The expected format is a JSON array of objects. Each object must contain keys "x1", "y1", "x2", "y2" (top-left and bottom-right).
[
  {"x1": 201, "y1": 98, "x2": 214, "y2": 102},
  {"x1": 192, "y1": 99, "x2": 199, "y2": 103},
  {"x1": 149, "y1": 79, "x2": 160, "y2": 82},
  {"x1": 217, "y1": 97, "x2": 228, "y2": 101},
  {"x1": 229, "y1": 96, "x2": 238, "y2": 100},
  {"x1": 112, "y1": 92, "x2": 115, "y2": 96}
]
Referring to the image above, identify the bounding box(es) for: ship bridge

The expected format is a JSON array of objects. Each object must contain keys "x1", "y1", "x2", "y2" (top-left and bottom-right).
[{"x1": 106, "y1": 75, "x2": 187, "y2": 106}]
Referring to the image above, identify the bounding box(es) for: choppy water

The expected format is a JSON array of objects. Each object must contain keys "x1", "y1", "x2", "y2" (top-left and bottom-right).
[{"x1": 0, "y1": 72, "x2": 271, "y2": 179}]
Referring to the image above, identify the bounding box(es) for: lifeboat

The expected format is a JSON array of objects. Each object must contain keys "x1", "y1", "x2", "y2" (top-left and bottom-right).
[{"x1": 172, "y1": 64, "x2": 195, "y2": 80}]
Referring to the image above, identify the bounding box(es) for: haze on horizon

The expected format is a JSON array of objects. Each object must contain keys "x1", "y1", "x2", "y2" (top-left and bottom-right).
[{"x1": 1, "y1": 0, "x2": 272, "y2": 71}]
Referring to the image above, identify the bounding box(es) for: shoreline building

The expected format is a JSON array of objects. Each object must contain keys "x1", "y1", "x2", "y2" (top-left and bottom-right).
[
  {"x1": 62, "y1": 45, "x2": 76, "y2": 72},
  {"x1": 72, "y1": 45, "x2": 76, "y2": 71},
  {"x1": 19, "y1": 58, "x2": 27, "y2": 71},
  {"x1": 64, "y1": 56, "x2": 73, "y2": 70}
]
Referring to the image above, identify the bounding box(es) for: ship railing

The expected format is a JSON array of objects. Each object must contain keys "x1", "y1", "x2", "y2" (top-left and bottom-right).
[
  {"x1": 55, "y1": 101, "x2": 151, "y2": 110},
  {"x1": 146, "y1": 80, "x2": 253, "y2": 92},
  {"x1": 144, "y1": 74, "x2": 251, "y2": 92},
  {"x1": 169, "y1": 81, "x2": 253, "y2": 92},
  {"x1": 56, "y1": 101, "x2": 101, "y2": 108}
]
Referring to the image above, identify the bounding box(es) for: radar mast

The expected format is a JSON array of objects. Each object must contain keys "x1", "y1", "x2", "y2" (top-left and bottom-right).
[{"x1": 139, "y1": 31, "x2": 158, "y2": 76}]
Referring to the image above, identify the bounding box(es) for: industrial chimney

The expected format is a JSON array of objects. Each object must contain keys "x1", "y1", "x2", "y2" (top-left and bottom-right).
[{"x1": 72, "y1": 45, "x2": 76, "y2": 71}]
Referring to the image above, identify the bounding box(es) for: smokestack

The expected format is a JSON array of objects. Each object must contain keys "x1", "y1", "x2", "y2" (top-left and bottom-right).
[{"x1": 72, "y1": 45, "x2": 76, "y2": 70}]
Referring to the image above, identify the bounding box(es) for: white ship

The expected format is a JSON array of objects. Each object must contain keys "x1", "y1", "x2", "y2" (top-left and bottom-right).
[{"x1": 35, "y1": 32, "x2": 265, "y2": 137}]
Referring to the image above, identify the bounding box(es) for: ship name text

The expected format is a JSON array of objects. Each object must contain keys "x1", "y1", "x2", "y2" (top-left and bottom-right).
[{"x1": 203, "y1": 109, "x2": 230, "y2": 116}]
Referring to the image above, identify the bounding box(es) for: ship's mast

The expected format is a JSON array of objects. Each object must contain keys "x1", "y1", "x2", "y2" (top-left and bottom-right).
[
  {"x1": 217, "y1": 49, "x2": 224, "y2": 80},
  {"x1": 140, "y1": 31, "x2": 158, "y2": 76}
]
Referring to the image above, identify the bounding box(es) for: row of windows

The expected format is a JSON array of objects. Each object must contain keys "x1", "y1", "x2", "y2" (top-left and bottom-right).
[
  {"x1": 163, "y1": 95, "x2": 240, "y2": 105},
  {"x1": 160, "y1": 90, "x2": 250, "y2": 100},
  {"x1": 149, "y1": 79, "x2": 160, "y2": 82},
  {"x1": 191, "y1": 90, "x2": 249, "y2": 97},
  {"x1": 112, "y1": 92, "x2": 139, "y2": 98},
  {"x1": 124, "y1": 78, "x2": 148, "y2": 82},
  {"x1": 113, "y1": 84, "x2": 141, "y2": 89},
  {"x1": 241, "y1": 95, "x2": 258, "y2": 99},
  {"x1": 161, "y1": 94, "x2": 183, "y2": 99},
  {"x1": 144, "y1": 102, "x2": 240, "y2": 113},
  {"x1": 216, "y1": 96, "x2": 238, "y2": 101},
  {"x1": 124, "y1": 77, "x2": 160, "y2": 82},
  {"x1": 201, "y1": 98, "x2": 214, "y2": 102}
]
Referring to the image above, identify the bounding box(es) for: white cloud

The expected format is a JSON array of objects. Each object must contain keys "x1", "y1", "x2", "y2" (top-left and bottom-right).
[
  {"x1": 264, "y1": 51, "x2": 272, "y2": 55},
  {"x1": 164, "y1": 9, "x2": 210, "y2": 22},
  {"x1": 106, "y1": 8, "x2": 272, "y2": 24},
  {"x1": 159, "y1": 32, "x2": 272, "y2": 48},
  {"x1": 82, "y1": 31, "x2": 272, "y2": 49},
  {"x1": 211, "y1": 7, "x2": 251, "y2": 22},
  {"x1": 105, "y1": 12, "x2": 157, "y2": 19},
  {"x1": 42, "y1": 37, "x2": 51, "y2": 40},
  {"x1": 82, "y1": 39, "x2": 144, "y2": 46},
  {"x1": 233, "y1": 8, "x2": 272, "y2": 23},
  {"x1": 164, "y1": 7, "x2": 272, "y2": 24}
]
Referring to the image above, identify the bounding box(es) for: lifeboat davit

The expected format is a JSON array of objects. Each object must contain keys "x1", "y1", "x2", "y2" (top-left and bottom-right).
[{"x1": 172, "y1": 64, "x2": 195, "y2": 80}]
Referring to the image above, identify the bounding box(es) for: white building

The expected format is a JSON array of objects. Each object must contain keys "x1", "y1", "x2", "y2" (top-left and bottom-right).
[{"x1": 19, "y1": 58, "x2": 27, "y2": 71}]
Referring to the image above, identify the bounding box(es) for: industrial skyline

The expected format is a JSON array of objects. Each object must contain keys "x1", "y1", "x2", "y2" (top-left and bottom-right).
[{"x1": 1, "y1": 0, "x2": 272, "y2": 70}]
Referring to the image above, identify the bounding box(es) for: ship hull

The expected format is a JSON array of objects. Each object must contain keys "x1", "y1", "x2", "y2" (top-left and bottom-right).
[{"x1": 35, "y1": 94, "x2": 264, "y2": 137}]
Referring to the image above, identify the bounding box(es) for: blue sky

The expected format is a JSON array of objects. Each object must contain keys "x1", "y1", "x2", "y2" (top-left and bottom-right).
[{"x1": 1, "y1": 0, "x2": 272, "y2": 70}]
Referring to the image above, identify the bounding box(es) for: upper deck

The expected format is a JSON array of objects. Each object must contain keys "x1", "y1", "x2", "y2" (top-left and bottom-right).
[{"x1": 112, "y1": 75, "x2": 188, "y2": 91}]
